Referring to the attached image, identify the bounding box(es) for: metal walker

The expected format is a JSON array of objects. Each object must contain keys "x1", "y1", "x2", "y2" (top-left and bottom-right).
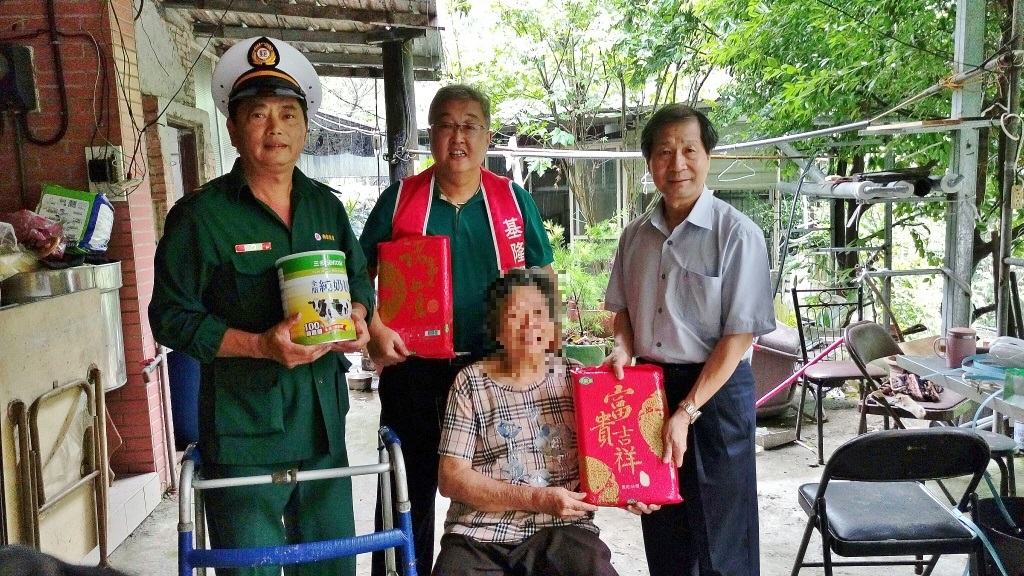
[{"x1": 178, "y1": 426, "x2": 416, "y2": 576}]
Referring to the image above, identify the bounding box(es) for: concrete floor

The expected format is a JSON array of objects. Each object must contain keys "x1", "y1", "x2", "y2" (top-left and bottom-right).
[{"x1": 104, "y1": 388, "x2": 1009, "y2": 576}]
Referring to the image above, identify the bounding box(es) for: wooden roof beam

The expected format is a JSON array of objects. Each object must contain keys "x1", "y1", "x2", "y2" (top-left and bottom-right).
[
  {"x1": 168, "y1": 0, "x2": 436, "y2": 29},
  {"x1": 313, "y1": 65, "x2": 438, "y2": 80},
  {"x1": 194, "y1": 24, "x2": 433, "y2": 52},
  {"x1": 194, "y1": 23, "x2": 369, "y2": 45},
  {"x1": 304, "y1": 51, "x2": 435, "y2": 69}
]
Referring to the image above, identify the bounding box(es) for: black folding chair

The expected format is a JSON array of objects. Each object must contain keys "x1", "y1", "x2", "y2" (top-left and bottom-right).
[
  {"x1": 791, "y1": 427, "x2": 990, "y2": 576},
  {"x1": 791, "y1": 286, "x2": 885, "y2": 464}
]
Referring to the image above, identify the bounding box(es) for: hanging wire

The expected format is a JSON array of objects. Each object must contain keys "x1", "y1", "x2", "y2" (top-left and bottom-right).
[
  {"x1": 773, "y1": 159, "x2": 818, "y2": 297},
  {"x1": 810, "y1": 0, "x2": 954, "y2": 64},
  {"x1": 374, "y1": 78, "x2": 383, "y2": 195},
  {"x1": 108, "y1": 0, "x2": 236, "y2": 197},
  {"x1": 18, "y1": 0, "x2": 69, "y2": 146}
]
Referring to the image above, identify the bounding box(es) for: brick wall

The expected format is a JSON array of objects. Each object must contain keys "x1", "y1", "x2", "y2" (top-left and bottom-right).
[
  {"x1": 142, "y1": 96, "x2": 169, "y2": 239},
  {"x1": 0, "y1": 0, "x2": 171, "y2": 489},
  {"x1": 0, "y1": 0, "x2": 112, "y2": 212}
]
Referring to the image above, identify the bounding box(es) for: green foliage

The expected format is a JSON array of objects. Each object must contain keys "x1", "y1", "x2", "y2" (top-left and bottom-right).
[
  {"x1": 547, "y1": 219, "x2": 617, "y2": 312},
  {"x1": 341, "y1": 195, "x2": 375, "y2": 238},
  {"x1": 695, "y1": 0, "x2": 1024, "y2": 289},
  {"x1": 448, "y1": 0, "x2": 714, "y2": 226},
  {"x1": 698, "y1": 0, "x2": 964, "y2": 141},
  {"x1": 563, "y1": 309, "x2": 615, "y2": 345},
  {"x1": 445, "y1": 0, "x2": 1024, "y2": 311},
  {"x1": 609, "y1": 0, "x2": 716, "y2": 105},
  {"x1": 525, "y1": 157, "x2": 553, "y2": 177}
]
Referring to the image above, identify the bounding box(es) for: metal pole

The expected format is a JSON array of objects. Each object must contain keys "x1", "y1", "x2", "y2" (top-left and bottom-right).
[
  {"x1": 943, "y1": 0, "x2": 986, "y2": 331},
  {"x1": 997, "y1": 0, "x2": 1023, "y2": 335}
]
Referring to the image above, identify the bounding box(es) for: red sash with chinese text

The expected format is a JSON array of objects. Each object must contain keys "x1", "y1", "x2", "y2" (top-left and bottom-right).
[{"x1": 391, "y1": 165, "x2": 527, "y2": 273}]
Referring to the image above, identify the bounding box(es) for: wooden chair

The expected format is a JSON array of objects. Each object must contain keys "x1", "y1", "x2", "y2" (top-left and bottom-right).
[
  {"x1": 791, "y1": 427, "x2": 990, "y2": 576},
  {"x1": 791, "y1": 286, "x2": 885, "y2": 465}
]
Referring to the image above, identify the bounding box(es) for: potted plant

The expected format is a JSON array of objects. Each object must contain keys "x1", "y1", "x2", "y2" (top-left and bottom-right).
[
  {"x1": 563, "y1": 309, "x2": 615, "y2": 366},
  {"x1": 546, "y1": 219, "x2": 618, "y2": 366}
]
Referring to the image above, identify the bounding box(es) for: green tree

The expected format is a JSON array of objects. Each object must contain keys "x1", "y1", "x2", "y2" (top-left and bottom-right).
[
  {"x1": 608, "y1": 0, "x2": 719, "y2": 219},
  {"x1": 447, "y1": 0, "x2": 719, "y2": 226},
  {"x1": 696, "y1": 0, "x2": 1023, "y2": 307}
]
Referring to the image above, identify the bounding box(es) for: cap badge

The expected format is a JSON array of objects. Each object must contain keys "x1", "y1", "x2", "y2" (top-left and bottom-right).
[{"x1": 248, "y1": 37, "x2": 280, "y2": 68}]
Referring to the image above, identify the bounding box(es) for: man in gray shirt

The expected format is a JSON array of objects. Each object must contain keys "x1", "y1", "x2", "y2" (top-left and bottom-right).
[{"x1": 604, "y1": 104, "x2": 775, "y2": 576}]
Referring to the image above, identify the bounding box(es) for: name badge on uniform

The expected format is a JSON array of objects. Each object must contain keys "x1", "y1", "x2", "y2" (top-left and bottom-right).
[{"x1": 235, "y1": 242, "x2": 272, "y2": 253}]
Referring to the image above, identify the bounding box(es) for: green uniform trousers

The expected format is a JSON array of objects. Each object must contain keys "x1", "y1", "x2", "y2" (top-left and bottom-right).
[{"x1": 204, "y1": 450, "x2": 356, "y2": 576}]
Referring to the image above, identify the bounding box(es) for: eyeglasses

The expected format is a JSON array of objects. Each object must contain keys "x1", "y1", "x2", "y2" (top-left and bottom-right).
[{"x1": 431, "y1": 122, "x2": 488, "y2": 135}]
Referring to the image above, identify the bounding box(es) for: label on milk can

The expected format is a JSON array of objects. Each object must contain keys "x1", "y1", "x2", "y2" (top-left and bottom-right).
[{"x1": 275, "y1": 250, "x2": 356, "y2": 345}]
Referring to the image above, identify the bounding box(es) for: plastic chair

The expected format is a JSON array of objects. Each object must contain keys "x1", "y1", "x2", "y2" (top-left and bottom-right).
[
  {"x1": 845, "y1": 320, "x2": 1014, "y2": 497},
  {"x1": 790, "y1": 427, "x2": 990, "y2": 576},
  {"x1": 178, "y1": 426, "x2": 416, "y2": 576},
  {"x1": 791, "y1": 286, "x2": 886, "y2": 464}
]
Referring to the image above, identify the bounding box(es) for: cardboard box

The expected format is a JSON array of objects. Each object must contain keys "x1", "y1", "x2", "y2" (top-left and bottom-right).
[
  {"x1": 571, "y1": 365, "x2": 682, "y2": 506},
  {"x1": 377, "y1": 236, "x2": 455, "y2": 358}
]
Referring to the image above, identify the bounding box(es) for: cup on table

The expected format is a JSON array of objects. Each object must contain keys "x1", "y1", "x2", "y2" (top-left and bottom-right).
[{"x1": 933, "y1": 327, "x2": 977, "y2": 369}]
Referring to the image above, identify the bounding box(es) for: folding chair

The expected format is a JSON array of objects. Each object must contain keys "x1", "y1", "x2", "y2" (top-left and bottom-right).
[
  {"x1": 791, "y1": 427, "x2": 990, "y2": 576},
  {"x1": 791, "y1": 286, "x2": 886, "y2": 464},
  {"x1": 845, "y1": 320, "x2": 1015, "y2": 496},
  {"x1": 9, "y1": 366, "x2": 110, "y2": 566},
  {"x1": 178, "y1": 426, "x2": 416, "y2": 576}
]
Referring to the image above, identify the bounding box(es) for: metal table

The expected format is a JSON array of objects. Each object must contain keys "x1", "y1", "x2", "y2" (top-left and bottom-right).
[{"x1": 897, "y1": 354, "x2": 1024, "y2": 431}]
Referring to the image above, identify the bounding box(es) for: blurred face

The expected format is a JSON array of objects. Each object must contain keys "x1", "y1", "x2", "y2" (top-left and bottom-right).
[
  {"x1": 428, "y1": 99, "x2": 491, "y2": 179},
  {"x1": 227, "y1": 96, "x2": 307, "y2": 173},
  {"x1": 647, "y1": 119, "x2": 711, "y2": 211},
  {"x1": 497, "y1": 285, "x2": 557, "y2": 361}
]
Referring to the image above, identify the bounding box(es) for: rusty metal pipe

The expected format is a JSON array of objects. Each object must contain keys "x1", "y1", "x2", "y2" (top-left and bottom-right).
[
  {"x1": 37, "y1": 471, "x2": 99, "y2": 514},
  {"x1": 10, "y1": 400, "x2": 37, "y2": 547},
  {"x1": 28, "y1": 380, "x2": 94, "y2": 508},
  {"x1": 152, "y1": 347, "x2": 178, "y2": 492},
  {"x1": 91, "y1": 366, "x2": 110, "y2": 567}
]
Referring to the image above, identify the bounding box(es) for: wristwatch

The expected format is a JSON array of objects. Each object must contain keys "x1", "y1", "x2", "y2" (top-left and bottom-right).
[{"x1": 679, "y1": 400, "x2": 702, "y2": 424}]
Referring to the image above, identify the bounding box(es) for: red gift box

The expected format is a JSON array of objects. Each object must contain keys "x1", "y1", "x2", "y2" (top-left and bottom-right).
[
  {"x1": 377, "y1": 235, "x2": 455, "y2": 359},
  {"x1": 571, "y1": 365, "x2": 682, "y2": 506}
]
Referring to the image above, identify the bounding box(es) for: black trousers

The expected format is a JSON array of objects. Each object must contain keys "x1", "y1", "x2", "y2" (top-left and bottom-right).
[
  {"x1": 372, "y1": 356, "x2": 477, "y2": 576},
  {"x1": 636, "y1": 360, "x2": 760, "y2": 576},
  {"x1": 431, "y1": 527, "x2": 618, "y2": 576}
]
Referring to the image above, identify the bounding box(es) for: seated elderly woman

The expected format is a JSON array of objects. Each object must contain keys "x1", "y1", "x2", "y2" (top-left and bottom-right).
[{"x1": 432, "y1": 269, "x2": 655, "y2": 576}]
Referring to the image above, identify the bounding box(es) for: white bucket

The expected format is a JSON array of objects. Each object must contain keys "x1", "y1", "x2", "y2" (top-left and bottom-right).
[{"x1": 276, "y1": 250, "x2": 355, "y2": 345}]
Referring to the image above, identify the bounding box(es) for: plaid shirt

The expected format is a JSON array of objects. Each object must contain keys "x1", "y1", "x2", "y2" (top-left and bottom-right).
[{"x1": 438, "y1": 358, "x2": 599, "y2": 543}]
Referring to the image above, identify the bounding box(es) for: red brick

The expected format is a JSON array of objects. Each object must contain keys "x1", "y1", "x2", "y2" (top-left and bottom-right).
[{"x1": 117, "y1": 409, "x2": 156, "y2": 427}]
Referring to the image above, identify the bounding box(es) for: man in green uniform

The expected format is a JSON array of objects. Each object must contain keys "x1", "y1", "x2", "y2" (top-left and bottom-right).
[
  {"x1": 149, "y1": 36, "x2": 372, "y2": 576},
  {"x1": 359, "y1": 84, "x2": 554, "y2": 575}
]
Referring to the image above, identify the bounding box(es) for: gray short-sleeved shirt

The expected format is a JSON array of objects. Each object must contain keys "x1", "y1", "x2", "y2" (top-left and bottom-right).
[{"x1": 605, "y1": 188, "x2": 776, "y2": 364}]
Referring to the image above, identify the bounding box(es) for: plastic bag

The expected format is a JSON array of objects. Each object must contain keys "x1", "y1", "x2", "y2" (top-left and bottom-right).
[
  {"x1": 989, "y1": 336, "x2": 1024, "y2": 369},
  {"x1": 0, "y1": 250, "x2": 39, "y2": 282},
  {"x1": 37, "y1": 184, "x2": 114, "y2": 254},
  {"x1": 0, "y1": 209, "x2": 65, "y2": 259},
  {"x1": 0, "y1": 222, "x2": 16, "y2": 254}
]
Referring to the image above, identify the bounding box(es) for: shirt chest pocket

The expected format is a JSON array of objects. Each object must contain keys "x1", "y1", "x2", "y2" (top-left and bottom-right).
[
  {"x1": 676, "y1": 268, "x2": 723, "y2": 329},
  {"x1": 229, "y1": 252, "x2": 282, "y2": 319}
]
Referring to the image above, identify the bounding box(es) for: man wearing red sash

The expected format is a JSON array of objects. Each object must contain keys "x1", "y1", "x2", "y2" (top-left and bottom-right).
[{"x1": 360, "y1": 85, "x2": 554, "y2": 575}]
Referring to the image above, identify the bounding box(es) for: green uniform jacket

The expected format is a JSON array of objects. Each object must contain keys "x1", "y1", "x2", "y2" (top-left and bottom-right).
[
  {"x1": 359, "y1": 178, "x2": 553, "y2": 357},
  {"x1": 149, "y1": 162, "x2": 375, "y2": 466}
]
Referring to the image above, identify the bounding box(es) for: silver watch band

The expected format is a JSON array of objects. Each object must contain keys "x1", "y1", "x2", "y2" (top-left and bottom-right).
[{"x1": 679, "y1": 400, "x2": 701, "y2": 423}]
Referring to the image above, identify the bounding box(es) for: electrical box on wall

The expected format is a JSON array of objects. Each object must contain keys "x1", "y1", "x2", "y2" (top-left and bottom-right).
[
  {"x1": 86, "y1": 146, "x2": 128, "y2": 201},
  {"x1": 0, "y1": 43, "x2": 38, "y2": 112}
]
